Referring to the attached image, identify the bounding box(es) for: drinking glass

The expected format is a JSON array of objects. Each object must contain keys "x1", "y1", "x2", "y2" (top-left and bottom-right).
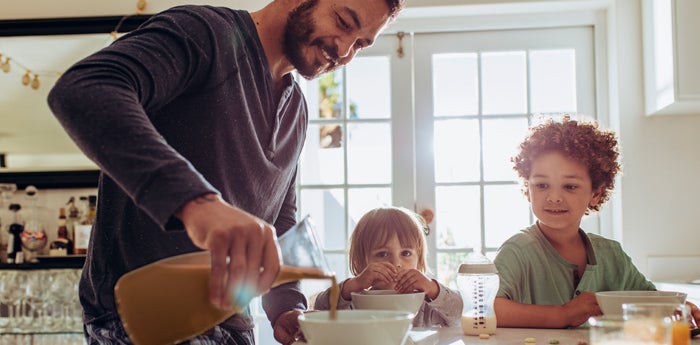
[
  {"x1": 589, "y1": 315, "x2": 671, "y2": 345},
  {"x1": 623, "y1": 303, "x2": 692, "y2": 345}
]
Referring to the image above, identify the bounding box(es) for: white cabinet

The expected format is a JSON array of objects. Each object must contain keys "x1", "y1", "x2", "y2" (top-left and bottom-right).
[{"x1": 642, "y1": 0, "x2": 700, "y2": 116}]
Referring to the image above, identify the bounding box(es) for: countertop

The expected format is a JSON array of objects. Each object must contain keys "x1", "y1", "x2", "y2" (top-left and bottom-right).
[{"x1": 405, "y1": 326, "x2": 700, "y2": 345}]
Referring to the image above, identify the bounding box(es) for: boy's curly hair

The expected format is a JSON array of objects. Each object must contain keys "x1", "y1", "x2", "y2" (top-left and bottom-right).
[{"x1": 511, "y1": 116, "x2": 621, "y2": 213}]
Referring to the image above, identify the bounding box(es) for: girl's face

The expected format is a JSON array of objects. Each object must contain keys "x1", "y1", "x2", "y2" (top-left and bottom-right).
[
  {"x1": 527, "y1": 151, "x2": 602, "y2": 234},
  {"x1": 367, "y1": 232, "x2": 419, "y2": 276}
]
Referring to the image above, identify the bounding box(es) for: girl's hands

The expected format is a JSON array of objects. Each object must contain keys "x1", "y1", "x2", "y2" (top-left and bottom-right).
[
  {"x1": 394, "y1": 268, "x2": 439, "y2": 300},
  {"x1": 342, "y1": 262, "x2": 399, "y2": 299}
]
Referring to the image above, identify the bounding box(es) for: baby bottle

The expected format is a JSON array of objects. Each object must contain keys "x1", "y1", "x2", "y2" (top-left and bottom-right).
[{"x1": 456, "y1": 251, "x2": 499, "y2": 336}]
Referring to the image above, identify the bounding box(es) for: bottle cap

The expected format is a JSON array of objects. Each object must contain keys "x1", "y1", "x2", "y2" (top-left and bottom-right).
[
  {"x1": 458, "y1": 251, "x2": 498, "y2": 274},
  {"x1": 458, "y1": 262, "x2": 498, "y2": 274}
]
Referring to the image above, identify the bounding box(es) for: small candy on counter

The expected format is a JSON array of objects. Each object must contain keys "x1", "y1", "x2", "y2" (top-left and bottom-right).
[
  {"x1": 479, "y1": 334, "x2": 490, "y2": 339},
  {"x1": 548, "y1": 339, "x2": 560, "y2": 344},
  {"x1": 525, "y1": 337, "x2": 536, "y2": 343}
]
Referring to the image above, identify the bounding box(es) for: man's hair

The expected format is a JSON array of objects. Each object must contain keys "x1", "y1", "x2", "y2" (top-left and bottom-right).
[
  {"x1": 511, "y1": 116, "x2": 621, "y2": 213},
  {"x1": 384, "y1": 0, "x2": 405, "y2": 21}
]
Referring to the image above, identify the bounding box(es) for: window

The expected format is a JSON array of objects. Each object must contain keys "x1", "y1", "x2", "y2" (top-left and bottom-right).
[
  {"x1": 252, "y1": 24, "x2": 600, "y2": 344},
  {"x1": 414, "y1": 26, "x2": 598, "y2": 285}
]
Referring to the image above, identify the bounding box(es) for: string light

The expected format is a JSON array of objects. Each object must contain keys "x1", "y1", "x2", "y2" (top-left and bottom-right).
[{"x1": 0, "y1": 0, "x2": 148, "y2": 90}]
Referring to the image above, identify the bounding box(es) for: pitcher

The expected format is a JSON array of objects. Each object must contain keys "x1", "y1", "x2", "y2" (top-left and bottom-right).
[{"x1": 115, "y1": 215, "x2": 334, "y2": 345}]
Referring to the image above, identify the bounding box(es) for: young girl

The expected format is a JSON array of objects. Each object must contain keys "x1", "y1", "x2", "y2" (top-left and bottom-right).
[
  {"x1": 313, "y1": 206, "x2": 462, "y2": 327},
  {"x1": 494, "y1": 116, "x2": 700, "y2": 328}
]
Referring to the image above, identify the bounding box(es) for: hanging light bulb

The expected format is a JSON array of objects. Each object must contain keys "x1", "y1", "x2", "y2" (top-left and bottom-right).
[
  {"x1": 110, "y1": 31, "x2": 118, "y2": 41},
  {"x1": 1, "y1": 57, "x2": 10, "y2": 73},
  {"x1": 22, "y1": 71, "x2": 31, "y2": 86},
  {"x1": 137, "y1": 0, "x2": 147, "y2": 14},
  {"x1": 31, "y1": 75, "x2": 40, "y2": 90}
]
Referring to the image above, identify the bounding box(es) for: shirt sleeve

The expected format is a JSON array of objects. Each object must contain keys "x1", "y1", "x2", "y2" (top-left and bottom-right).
[
  {"x1": 313, "y1": 279, "x2": 354, "y2": 311},
  {"x1": 262, "y1": 281, "x2": 308, "y2": 327},
  {"x1": 416, "y1": 281, "x2": 463, "y2": 327},
  {"x1": 494, "y1": 243, "x2": 527, "y2": 301},
  {"x1": 47, "y1": 6, "x2": 220, "y2": 228}
]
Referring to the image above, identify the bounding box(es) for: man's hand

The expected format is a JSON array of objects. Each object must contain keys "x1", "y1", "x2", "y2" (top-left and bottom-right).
[
  {"x1": 273, "y1": 309, "x2": 305, "y2": 345},
  {"x1": 177, "y1": 193, "x2": 281, "y2": 310}
]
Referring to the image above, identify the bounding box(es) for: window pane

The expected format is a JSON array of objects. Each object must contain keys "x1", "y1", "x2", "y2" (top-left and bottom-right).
[
  {"x1": 347, "y1": 123, "x2": 391, "y2": 184},
  {"x1": 300, "y1": 188, "x2": 346, "y2": 250},
  {"x1": 346, "y1": 56, "x2": 391, "y2": 119},
  {"x1": 482, "y1": 117, "x2": 529, "y2": 181},
  {"x1": 434, "y1": 119, "x2": 480, "y2": 183},
  {"x1": 347, "y1": 187, "x2": 391, "y2": 231},
  {"x1": 318, "y1": 70, "x2": 344, "y2": 119},
  {"x1": 436, "y1": 185, "x2": 481, "y2": 249},
  {"x1": 530, "y1": 49, "x2": 577, "y2": 113},
  {"x1": 437, "y1": 252, "x2": 471, "y2": 289},
  {"x1": 433, "y1": 53, "x2": 478, "y2": 116},
  {"x1": 483, "y1": 184, "x2": 531, "y2": 248},
  {"x1": 300, "y1": 123, "x2": 344, "y2": 185},
  {"x1": 482, "y1": 51, "x2": 527, "y2": 115}
]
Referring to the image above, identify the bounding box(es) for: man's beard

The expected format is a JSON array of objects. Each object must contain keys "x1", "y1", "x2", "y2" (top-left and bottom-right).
[{"x1": 283, "y1": 0, "x2": 338, "y2": 80}]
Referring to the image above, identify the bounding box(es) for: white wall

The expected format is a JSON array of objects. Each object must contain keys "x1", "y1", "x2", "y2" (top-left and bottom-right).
[
  {"x1": 609, "y1": 0, "x2": 700, "y2": 279},
  {"x1": 3, "y1": 0, "x2": 699, "y2": 279}
]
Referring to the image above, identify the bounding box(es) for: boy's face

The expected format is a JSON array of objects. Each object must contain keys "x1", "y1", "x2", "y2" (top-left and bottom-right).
[
  {"x1": 283, "y1": 0, "x2": 392, "y2": 79},
  {"x1": 526, "y1": 151, "x2": 602, "y2": 234},
  {"x1": 366, "y1": 233, "x2": 419, "y2": 289}
]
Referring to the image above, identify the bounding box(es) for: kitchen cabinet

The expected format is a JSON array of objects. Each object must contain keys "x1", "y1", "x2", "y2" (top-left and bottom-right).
[{"x1": 642, "y1": 0, "x2": 700, "y2": 116}]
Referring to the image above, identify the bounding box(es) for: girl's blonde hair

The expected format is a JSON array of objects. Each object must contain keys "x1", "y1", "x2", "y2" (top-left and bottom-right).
[{"x1": 349, "y1": 206, "x2": 428, "y2": 275}]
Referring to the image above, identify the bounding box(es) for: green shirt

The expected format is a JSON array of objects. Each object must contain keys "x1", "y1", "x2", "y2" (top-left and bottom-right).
[{"x1": 495, "y1": 223, "x2": 655, "y2": 305}]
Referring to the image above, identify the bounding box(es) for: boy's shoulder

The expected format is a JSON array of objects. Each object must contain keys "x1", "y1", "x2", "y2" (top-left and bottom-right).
[
  {"x1": 585, "y1": 232, "x2": 622, "y2": 247},
  {"x1": 500, "y1": 224, "x2": 542, "y2": 248}
]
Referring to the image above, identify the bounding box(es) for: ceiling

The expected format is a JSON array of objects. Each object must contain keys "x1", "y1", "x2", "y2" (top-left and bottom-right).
[{"x1": 0, "y1": 34, "x2": 112, "y2": 156}]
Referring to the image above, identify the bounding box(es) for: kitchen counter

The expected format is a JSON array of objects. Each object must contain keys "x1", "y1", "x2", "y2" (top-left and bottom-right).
[{"x1": 406, "y1": 326, "x2": 700, "y2": 345}]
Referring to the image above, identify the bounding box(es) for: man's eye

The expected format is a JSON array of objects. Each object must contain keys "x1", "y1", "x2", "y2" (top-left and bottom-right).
[{"x1": 337, "y1": 15, "x2": 351, "y2": 30}]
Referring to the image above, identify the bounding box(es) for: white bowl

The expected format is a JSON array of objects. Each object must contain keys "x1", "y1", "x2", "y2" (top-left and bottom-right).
[
  {"x1": 351, "y1": 290, "x2": 425, "y2": 315},
  {"x1": 595, "y1": 290, "x2": 687, "y2": 316},
  {"x1": 298, "y1": 310, "x2": 413, "y2": 345}
]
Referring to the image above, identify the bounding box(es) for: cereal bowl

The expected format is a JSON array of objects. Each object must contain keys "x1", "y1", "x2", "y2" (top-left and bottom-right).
[
  {"x1": 298, "y1": 310, "x2": 413, "y2": 345},
  {"x1": 351, "y1": 290, "x2": 425, "y2": 315},
  {"x1": 595, "y1": 291, "x2": 687, "y2": 316}
]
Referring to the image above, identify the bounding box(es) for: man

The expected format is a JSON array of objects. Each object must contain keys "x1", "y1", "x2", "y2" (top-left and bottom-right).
[{"x1": 47, "y1": 0, "x2": 403, "y2": 343}]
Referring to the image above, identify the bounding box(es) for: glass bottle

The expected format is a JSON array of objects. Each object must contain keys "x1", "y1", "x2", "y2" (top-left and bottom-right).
[
  {"x1": 6, "y1": 203, "x2": 24, "y2": 264},
  {"x1": 456, "y1": 251, "x2": 499, "y2": 336},
  {"x1": 74, "y1": 196, "x2": 91, "y2": 255},
  {"x1": 49, "y1": 207, "x2": 74, "y2": 256}
]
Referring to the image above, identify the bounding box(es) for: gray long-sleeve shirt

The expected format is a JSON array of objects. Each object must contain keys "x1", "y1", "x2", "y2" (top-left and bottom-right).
[
  {"x1": 47, "y1": 5, "x2": 308, "y2": 330},
  {"x1": 314, "y1": 278, "x2": 464, "y2": 327}
]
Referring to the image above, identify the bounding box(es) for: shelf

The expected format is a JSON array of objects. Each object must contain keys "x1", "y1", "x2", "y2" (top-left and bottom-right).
[{"x1": 0, "y1": 255, "x2": 85, "y2": 269}]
